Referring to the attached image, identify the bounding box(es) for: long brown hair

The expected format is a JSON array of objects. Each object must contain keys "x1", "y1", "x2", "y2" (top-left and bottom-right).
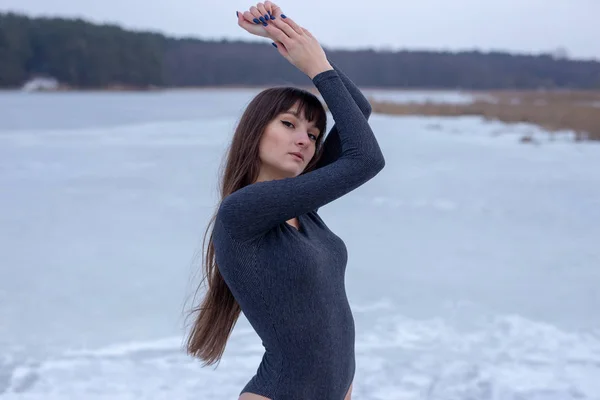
[{"x1": 185, "y1": 86, "x2": 328, "y2": 366}]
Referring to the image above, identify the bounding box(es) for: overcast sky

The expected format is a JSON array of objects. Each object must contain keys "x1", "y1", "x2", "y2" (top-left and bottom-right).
[{"x1": 2, "y1": 0, "x2": 599, "y2": 60}]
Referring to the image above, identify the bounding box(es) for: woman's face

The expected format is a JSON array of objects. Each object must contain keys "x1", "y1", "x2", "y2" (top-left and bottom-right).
[{"x1": 256, "y1": 104, "x2": 321, "y2": 181}]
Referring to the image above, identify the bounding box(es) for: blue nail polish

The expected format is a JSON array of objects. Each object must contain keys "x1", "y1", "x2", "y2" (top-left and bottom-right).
[
  {"x1": 272, "y1": 42, "x2": 277, "y2": 48},
  {"x1": 262, "y1": 21, "x2": 268, "y2": 26},
  {"x1": 259, "y1": 16, "x2": 265, "y2": 23},
  {"x1": 253, "y1": 18, "x2": 260, "y2": 24},
  {"x1": 264, "y1": 14, "x2": 269, "y2": 20},
  {"x1": 281, "y1": 14, "x2": 287, "y2": 19},
  {"x1": 236, "y1": 11, "x2": 239, "y2": 17},
  {"x1": 270, "y1": 14, "x2": 276, "y2": 20}
]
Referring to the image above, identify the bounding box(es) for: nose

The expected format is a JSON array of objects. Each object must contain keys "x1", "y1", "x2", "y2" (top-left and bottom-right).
[{"x1": 294, "y1": 131, "x2": 310, "y2": 147}]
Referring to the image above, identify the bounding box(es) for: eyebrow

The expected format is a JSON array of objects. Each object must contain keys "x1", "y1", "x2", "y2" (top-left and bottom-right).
[{"x1": 283, "y1": 111, "x2": 320, "y2": 135}]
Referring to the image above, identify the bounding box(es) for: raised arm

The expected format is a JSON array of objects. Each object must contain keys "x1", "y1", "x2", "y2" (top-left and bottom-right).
[
  {"x1": 314, "y1": 58, "x2": 373, "y2": 171},
  {"x1": 218, "y1": 68, "x2": 385, "y2": 243},
  {"x1": 235, "y1": 7, "x2": 372, "y2": 171}
]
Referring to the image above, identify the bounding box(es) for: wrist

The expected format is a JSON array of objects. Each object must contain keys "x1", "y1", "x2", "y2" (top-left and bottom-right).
[{"x1": 307, "y1": 62, "x2": 334, "y2": 80}]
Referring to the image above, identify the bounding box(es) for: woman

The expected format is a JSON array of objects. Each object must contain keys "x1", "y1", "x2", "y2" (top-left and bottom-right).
[{"x1": 186, "y1": 2, "x2": 386, "y2": 399}]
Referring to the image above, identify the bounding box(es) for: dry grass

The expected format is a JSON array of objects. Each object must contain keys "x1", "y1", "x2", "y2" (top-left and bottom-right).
[{"x1": 367, "y1": 90, "x2": 600, "y2": 141}]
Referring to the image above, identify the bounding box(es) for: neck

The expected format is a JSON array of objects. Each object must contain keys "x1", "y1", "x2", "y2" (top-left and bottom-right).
[{"x1": 254, "y1": 167, "x2": 291, "y2": 184}]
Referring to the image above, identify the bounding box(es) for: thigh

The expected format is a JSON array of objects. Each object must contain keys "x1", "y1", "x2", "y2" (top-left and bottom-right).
[
  {"x1": 239, "y1": 392, "x2": 271, "y2": 400},
  {"x1": 238, "y1": 383, "x2": 353, "y2": 400},
  {"x1": 344, "y1": 382, "x2": 353, "y2": 400}
]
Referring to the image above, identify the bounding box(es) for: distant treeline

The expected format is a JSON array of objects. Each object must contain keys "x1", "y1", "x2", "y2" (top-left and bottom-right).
[{"x1": 2, "y1": 12, "x2": 600, "y2": 89}]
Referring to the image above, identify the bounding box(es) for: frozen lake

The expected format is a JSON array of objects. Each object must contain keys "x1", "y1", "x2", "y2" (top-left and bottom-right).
[{"x1": 1, "y1": 90, "x2": 599, "y2": 399}]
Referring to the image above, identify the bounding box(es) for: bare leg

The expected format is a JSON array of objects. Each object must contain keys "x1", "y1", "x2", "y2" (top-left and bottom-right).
[
  {"x1": 344, "y1": 382, "x2": 353, "y2": 400},
  {"x1": 238, "y1": 383, "x2": 352, "y2": 400},
  {"x1": 239, "y1": 393, "x2": 271, "y2": 400}
]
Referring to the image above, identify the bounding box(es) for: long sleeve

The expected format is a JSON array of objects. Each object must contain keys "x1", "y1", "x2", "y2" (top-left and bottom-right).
[
  {"x1": 314, "y1": 59, "x2": 373, "y2": 171},
  {"x1": 218, "y1": 68, "x2": 385, "y2": 244}
]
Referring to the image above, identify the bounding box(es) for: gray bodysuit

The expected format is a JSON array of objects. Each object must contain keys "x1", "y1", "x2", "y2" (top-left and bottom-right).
[{"x1": 213, "y1": 60, "x2": 386, "y2": 399}]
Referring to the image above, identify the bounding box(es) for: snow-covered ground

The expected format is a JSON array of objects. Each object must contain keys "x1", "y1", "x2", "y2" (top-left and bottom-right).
[{"x1": 1, "y1": 91, "x2": 599, "y2": 400}]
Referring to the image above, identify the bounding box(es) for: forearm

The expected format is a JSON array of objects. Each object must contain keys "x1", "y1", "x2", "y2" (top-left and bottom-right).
[
  {"x1": 328, "y1": 58, "x2": 372, "y2": 114},
  {"x1": 306, "y1": 61, "x2": 334, "y2": 80},
  {"x1": 314, "y1": 59, "x2": 372, "y2": 170}
]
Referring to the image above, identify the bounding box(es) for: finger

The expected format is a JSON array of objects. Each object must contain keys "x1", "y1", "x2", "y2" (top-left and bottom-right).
[
  {"x1": 265, "y1": 0, "x2": 281, "y2": 19},
  {"x1": 250, "y1": 5, "x2": 268, "y2": 25},
  {"x1": 264, "y1": 1, "x2": 279, "y2": 17},
  {"x1": 273, "y1": 42, "x2": 293, "y2": 65},
  {"x1": 256, "y1": 2, "x2": 270, "y2": 22},
  {"x1": 238, "y1": 11, "x2": 270, "y2": 37},
  {"x1": 301, "y1": 27, "x2": 314, "y2": 39},
  {"x1": 237, "y1": 11, "x2": 252, "y2": 28},
  {"x1": 282, "y1": 15, "x2": 305, "y2": 36},
  {"x1": 264, "y1": 22, "x2": 292, "y2": 48},
  {"x1": 268, "y1": 15, "x2": 299, "y2": 40},
  {"x1": 243, "y1": 10, "x2": 261, "y2": 25},
  {"x1": 272, "y1": 40, "x2": 288, "y2": 58}
]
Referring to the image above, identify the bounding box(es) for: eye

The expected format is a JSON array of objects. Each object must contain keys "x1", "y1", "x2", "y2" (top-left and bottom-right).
[{"x1": 282, "y1": 120, "x2": 317, "y2": 142}]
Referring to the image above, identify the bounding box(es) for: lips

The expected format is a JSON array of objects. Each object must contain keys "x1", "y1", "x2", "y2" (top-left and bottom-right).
[{"x1": 289, "y1": 152, "x2": 304, "y2": 161}]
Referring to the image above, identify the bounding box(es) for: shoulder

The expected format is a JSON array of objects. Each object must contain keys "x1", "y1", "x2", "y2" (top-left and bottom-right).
[{"x1": 214, "y1": 204, "x2": 266, "y2": 247}]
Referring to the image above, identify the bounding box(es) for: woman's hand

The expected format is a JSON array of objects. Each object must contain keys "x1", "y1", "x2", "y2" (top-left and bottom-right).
[
  {"x1": 236, "y1": 2, "x2": 277, "y2": 38},
  {"x1": 265, "y1": 15, "x2": 333, "y2": 79},
  {"x1": 236, "y1": 2, "x2": 332, "y2": 79}
]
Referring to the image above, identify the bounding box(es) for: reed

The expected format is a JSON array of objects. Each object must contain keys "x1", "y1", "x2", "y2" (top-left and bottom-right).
[{"x1": 367, "y1": 90, "x2": 600, "y2": 141}]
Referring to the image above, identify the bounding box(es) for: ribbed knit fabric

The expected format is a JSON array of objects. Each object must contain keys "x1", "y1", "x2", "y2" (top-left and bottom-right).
[{"x1": 213, "y1": 60, "x2": 385, "y2": 400}]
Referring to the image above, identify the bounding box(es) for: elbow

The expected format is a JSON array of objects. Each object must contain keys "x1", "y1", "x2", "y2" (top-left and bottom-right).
[
  {"x1": 359, "y1": 151, "x2": 385, "y2": 179},
  {"x1": 373, "y1": 152, "x2": 385, "y2": 173},
  {"x1": 369, "y1": 140, "x2": 385, "y2": 172},
  {"x1": 352, "y1": 141, "x2": 385, "y2": 175},
  {"x1": 370, "y1": 145, "x2": 386, "y2": 173}
]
